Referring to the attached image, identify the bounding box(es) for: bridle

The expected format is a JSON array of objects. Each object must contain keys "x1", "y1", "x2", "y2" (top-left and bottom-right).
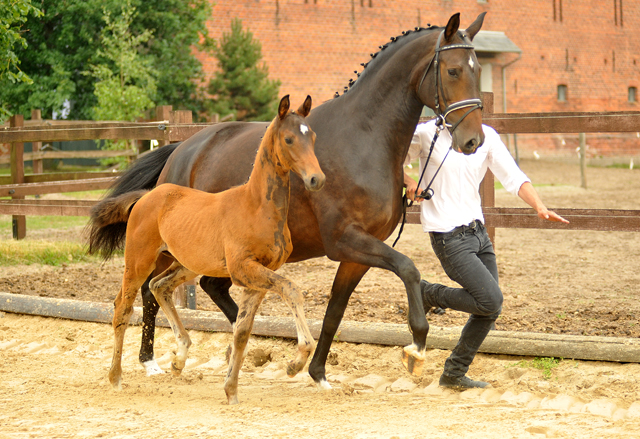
[
  {"x1": 393, "y1": 31, "x2": 483, "y2": 248},
  {"x1": 418, "y1": 30, "x2": 483, "y2": 133}
]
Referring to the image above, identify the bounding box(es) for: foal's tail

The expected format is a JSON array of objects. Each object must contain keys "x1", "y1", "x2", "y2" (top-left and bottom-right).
[
  {"x1": 87, "y1": 190, "x2": 148, "y2": 260},
  {"x1": 86, "y1": 143, "x2": 180, "y2": 260}
]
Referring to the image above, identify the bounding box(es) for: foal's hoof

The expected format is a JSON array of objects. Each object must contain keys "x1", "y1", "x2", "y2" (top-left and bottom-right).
[
  {"x1": 286, "y1": 362, "x2": 300, "y2": 378},
  {"x1": 170, "y1": 363, "x2": 184, "y2": 377},
  {"x1": 402, "y1": 344, "x2": 425, "y2": 376}
]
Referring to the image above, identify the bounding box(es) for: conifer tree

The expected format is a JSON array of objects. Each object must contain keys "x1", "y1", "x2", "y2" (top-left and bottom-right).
[{"x1": 207, "y1": 19, "x2": 280, "y2": 121}]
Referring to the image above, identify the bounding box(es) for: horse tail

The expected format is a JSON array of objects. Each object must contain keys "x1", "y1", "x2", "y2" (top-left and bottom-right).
[
  {"x1": 85, "y1": 143, "x2": 179, "y2": 260},
  {"x1": 108, "y1": 142, "x2": 180, "y2": 197},
  {"x1": 86, "y1": 190, "x2": 149, "y2": 260}
]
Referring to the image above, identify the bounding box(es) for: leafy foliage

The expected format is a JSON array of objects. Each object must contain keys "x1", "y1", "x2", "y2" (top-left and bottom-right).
[
  {"x1": 0, "y1": 0, "x2": 212, "y2": 120},
  {"x1": 0, "y1": 0, "x2": 43, "y2": 122},
  {"x1": 207, "y1": 18, "x2": 280, "y2": 122},
  {"x1": 86, "y1": 1, "x2": 156, "y2": 163}
]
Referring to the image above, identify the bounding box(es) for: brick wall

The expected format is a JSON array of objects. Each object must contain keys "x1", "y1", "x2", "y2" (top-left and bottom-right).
[{"x1": 197, "y1": 0, "x2": 640, "y2": 157}]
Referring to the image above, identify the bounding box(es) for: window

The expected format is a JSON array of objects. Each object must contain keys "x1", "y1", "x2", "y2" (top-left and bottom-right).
[
  {"x1": 557, "y1": 84, "x2": 567, "y2": 102},
  {"x1": 630, "y1": 87, "x2": 637, "y2": 103}
]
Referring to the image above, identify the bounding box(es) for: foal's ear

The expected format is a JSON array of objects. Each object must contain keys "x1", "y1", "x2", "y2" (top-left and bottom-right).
[
  {"x1": 278, "y1": 95, "x2": 290, "y2": 120},
  {"x1": 297, "y1": 95, "x2": 312, "y2": 118},
  {"x1": 444, "y1": 13, "x2": 461, "y2": 43},
  {"x1": 465, "y1": 12, "x2": 486, "y2": 41}
]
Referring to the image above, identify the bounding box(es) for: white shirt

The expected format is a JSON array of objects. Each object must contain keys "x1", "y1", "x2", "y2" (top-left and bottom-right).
[{"x1": 405, "y1": 120, "x2": 530, "y2": 233}]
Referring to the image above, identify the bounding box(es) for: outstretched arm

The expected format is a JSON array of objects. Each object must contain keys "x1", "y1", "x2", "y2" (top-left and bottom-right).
[{"x1": 518, "y1": 182, "x2": 569, "y2": 223}]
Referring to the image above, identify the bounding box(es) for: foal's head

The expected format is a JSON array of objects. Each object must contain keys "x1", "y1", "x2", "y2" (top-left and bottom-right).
[{"x1": 274, "y1": 95, "x2": 325, "y2": 192}]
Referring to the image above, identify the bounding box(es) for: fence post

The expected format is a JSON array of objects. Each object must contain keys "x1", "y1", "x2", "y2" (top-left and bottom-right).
[
  {"x1": 10, "y1": 114, "x2": 26, "y2": 239},
  {"x1": 480, "y1": 92, "x2": 496, "y2": 245},
  {"x1": 579, "y1": 133, "x2": 587, "y2": 189},
  {"x1": 155, "y1": 105, "x2": 172, "y2": 147},
  {"x1": 169, "y1": 108, "x2": 196, "y2": 309},
  {"x1": 31, "y1": 110, "x2": 43, "y2": 175}
]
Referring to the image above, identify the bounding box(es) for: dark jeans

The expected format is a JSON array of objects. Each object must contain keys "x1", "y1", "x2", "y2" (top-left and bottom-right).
[{"x1": 423, "y1": 221, "x2": 502, "y2": 378}]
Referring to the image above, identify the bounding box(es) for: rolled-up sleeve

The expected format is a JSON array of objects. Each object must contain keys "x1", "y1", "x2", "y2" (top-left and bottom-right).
[
  {"x1": 485, "y1": 127, "x2": 530, "y2": 195},
  {"x1": 404, "y1": 131, "x2": 424, "y2": 167}
]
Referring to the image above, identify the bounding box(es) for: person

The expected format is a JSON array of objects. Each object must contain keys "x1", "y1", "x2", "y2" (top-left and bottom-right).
[{"x1": 403, "y1": 119, "x2": 568, "y2": 390}]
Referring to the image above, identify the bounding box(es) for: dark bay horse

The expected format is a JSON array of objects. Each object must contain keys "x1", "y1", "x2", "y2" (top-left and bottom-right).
[
  {"x1": 88, "y1": 12, "x2": 487, "y2": 389},
  {"x1": 90, "y1": 96, "x2": 324, "y2": 404}
]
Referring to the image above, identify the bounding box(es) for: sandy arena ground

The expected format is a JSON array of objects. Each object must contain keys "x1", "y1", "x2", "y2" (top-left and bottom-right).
[{"x1": 1, "y1": 159, "x2": 640, "y2": 437}]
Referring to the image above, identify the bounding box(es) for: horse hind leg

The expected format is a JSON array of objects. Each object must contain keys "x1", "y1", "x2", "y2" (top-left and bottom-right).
[
  {"x1": 149, "y1": 262, "x2": 197, "y2": 376},
  {"x1": 224, "y1": 288, "x2": 266, "y2": 405},
  {"x1": 139, "y1": 253, "x2": 174, "y2": 376},
  {"x1": 109, "y1": 274, "x2": 147, "y2": 390}
]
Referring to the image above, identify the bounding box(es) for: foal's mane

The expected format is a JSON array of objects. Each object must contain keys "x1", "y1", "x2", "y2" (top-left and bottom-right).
[{"x1": 335, "y1": 24, "x2": 439, "y2": 98}]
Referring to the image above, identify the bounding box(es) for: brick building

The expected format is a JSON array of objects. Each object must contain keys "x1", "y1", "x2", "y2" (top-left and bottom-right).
[{"x1": 198, "y1": 0, "x2": 640, "y2": 159}]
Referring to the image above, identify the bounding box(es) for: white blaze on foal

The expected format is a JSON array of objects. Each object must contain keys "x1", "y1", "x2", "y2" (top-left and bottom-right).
[{"x1": 300, "y1": 124, "x2": 309, "y2": 135}]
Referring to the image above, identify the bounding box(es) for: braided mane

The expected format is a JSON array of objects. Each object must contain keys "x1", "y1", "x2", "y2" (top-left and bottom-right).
[{"x1": 334, "y1": 25, "x2": 438, "y2": 98}]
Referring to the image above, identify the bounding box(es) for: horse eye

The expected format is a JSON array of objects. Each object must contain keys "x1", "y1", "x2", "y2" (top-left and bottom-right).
[
  {"x1": 448, "y1": 69, "x2": 458, "y2": 77},
  {"x1": 285, "y1": 137, "x2": 293, "y2": 145}
]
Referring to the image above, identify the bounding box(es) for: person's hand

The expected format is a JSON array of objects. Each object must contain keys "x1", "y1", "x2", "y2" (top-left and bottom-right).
[
  {"x1": 405, "y1": 177, "x2": 420, "y2": 203},
  {"x1": 537, "y1": 207, "x2": 569, "y2": 223}
]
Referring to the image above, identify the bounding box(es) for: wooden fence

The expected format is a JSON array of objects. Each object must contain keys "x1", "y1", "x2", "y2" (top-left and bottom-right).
[{"x1": 2, "y1": 95, "x2": 640, "y2": 241}]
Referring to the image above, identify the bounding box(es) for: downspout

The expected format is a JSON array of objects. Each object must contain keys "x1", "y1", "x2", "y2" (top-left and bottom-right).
[{"x1": 501, "y1": 54, "x2": 522, "y2": 162}]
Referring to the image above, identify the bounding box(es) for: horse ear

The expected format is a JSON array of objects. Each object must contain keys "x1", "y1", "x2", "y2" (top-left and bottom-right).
[
  {"x1": 278, "y1": 95, "x2": 290, "y2": 120},
  {"x1": 297, "y1": 95, "x2": 312, "y2": 118},
  {"x1": 465, "y1": 12, "x2": 486, "y2": 41},
  {"x1": 444, "y1": 13, "x2": 461, "y2": 43}
]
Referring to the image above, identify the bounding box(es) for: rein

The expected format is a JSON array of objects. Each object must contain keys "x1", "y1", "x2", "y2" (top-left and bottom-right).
[{"x1": 392, "y1": 31, "x2": 482, "y2": 248}]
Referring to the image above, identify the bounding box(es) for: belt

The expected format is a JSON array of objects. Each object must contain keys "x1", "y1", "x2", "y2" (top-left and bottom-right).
[{"x1": 430, "y1": 220, "x2": 481, "y2": 237}]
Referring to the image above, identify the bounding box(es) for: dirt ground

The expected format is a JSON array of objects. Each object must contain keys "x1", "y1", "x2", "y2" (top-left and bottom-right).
[{"x1": 1, "y1": 159, "x2": 640, "y2": 437}]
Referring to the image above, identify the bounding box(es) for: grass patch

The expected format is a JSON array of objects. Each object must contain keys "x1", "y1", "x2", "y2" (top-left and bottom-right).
[
  {"x1": 0, "y1": 240, "x2": 103, "y2": 266},
  {"x1": 508, "y1": 357, "x2": 562, "y2": 380},
  {"x1": 0, "y1": 216, "x2": 89, "y2": 231}
]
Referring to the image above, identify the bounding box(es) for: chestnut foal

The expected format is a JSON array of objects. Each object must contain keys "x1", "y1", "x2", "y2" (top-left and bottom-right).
[{"x1": 90, "y1": 95, "x2": 324, "y2": 404}]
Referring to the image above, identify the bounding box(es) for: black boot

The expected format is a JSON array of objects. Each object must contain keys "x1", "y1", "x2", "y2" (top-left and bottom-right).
[{"x1": 439, "y1": 373, "x2": 489, "y2": 390}]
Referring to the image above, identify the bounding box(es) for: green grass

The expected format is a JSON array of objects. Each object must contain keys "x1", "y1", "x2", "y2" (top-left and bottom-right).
[
  {"x1": 0, "y1": 239, "x2": 102, "y2": 266},
  {"x1": 508, "y1": 357, "x2": 562, "y2": 380},
  {"x1": 0, "y1": 215, "x2": 89, "y2": 231}
]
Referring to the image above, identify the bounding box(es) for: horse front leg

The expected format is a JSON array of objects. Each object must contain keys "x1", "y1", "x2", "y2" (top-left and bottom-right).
[
  {"x1": 308, "y1": 261, "x2": 369, "y2": 390},
  {"x1": 322, "y1": 226, "x2": 428, "y2": 377},
  {"x1": 224, "y1": 288, "x2": 266, "y2": 405},
  {"x1": 199, "y1": 276, "x2": 238, "y2": 325}
]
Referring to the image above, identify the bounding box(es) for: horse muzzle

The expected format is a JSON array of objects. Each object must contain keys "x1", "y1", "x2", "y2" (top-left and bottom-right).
[
  {"x1": 303, "y1": 172, "x2": 326, "y2": 192},
  {"x1": 453, "y1": 131, "x2": 484, "y2": 155}
]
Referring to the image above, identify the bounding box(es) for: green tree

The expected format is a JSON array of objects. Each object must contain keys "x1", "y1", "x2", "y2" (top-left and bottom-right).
[
  {"x1": 88, "y1": 2, "x2": 156, "y2": 122},
  {"x1": 0, "y1": 0, "x2": 43, "y2": 122},
  {"x1": 207, "y1": 18, "x2": 280, "y2": 122},
  {"x1": 86, "y1": 1, "x2": 156, "y2": 164},
  {"x1": 0, "y1": 0, "x2": 212, "y2": 121}
]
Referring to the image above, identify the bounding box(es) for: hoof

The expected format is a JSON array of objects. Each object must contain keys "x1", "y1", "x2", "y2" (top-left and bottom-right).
[
  {"x1": 109, "y1": 376, "x2": 122, "y2": 391},
  {"x1": 170, "y1": 363, "x2": 184, "y2": 377},
  {"x1": 286, "y1": 361, "x2": 300, "y2": 378},
  {"x1": 142, "y1": 360, "x2": 165, "y2": 376},
  {"x1": 402, "y1": 344, "x2": 425, "y2": 376},
  {"x1": 227, "y1": 395, "x2": 239, "y2": 405},
  {"x1": 315, "y1": 379, "x2": 332, "y2": 391}
]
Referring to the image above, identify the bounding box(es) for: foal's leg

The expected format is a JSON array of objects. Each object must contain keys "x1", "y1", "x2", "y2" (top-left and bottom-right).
[
  {"x1": 149, "y1": 262, "x2": 197, "y2": 376},
  {"x1": 110, "y1": 272, "x2": 151, "y2": 390},
  {"x1": 235, "y1": 263, "x2": 315, "y2": 376},
  {"x1": 224, "y1": 288, "x2": 266, "y2": 405}
]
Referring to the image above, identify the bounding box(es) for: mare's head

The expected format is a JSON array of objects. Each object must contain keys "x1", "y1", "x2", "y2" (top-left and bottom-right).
[
  {"x1": 417, "y1": 12, "x2": 487, "y2": 154},
  {"x1": 274, "y1": 95, "x2": 325, "y2": 191}
]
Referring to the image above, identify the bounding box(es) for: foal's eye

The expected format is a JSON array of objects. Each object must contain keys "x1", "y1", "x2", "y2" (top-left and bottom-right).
[
  {"x1": 285, "y1": 137, "x2": 293, "y2": 145},
  {"x1": 447, "y1": 69, "x2": 459, "y2": 77}
]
